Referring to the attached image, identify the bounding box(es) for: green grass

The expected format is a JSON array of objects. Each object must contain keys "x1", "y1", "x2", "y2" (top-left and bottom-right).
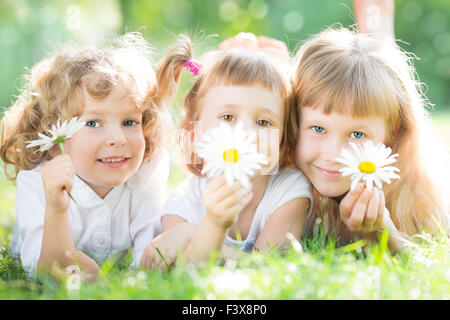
[
  {"x1": 0, "y1": 229, "x2": 449, "y2": 299},
  {"x1": 0, "y1": 112, "x2": 449, "y2": 300}
]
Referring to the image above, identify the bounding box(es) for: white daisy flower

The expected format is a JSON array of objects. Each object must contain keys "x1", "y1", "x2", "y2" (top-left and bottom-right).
[
  {"x1": 26, "y1": 117, "x2": 85, "y2": 153},
  {"x1": 335, "y1": 140, "x2": 400, "y2": 191},
  {"x1": 197, "y1": 122, "x2": 268, "y2": 188},
  {"x1": 25, "y1": 117, "x2": 85, "y2": 208}
]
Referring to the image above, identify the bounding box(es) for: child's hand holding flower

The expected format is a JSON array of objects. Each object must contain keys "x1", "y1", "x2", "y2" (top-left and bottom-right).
[
  {"x1": 41, "y1": 154, "x2": 75, "y2": 214},
  {"x1": 26, "y1": 117, "x2": 85, "y2": 209},
  {"x1": 202, "y1": 175, "x2": 253, "y2": 229},
  {"x1": 197, "y1": 122, "x2": 266, "y2": 229},
  {"x1": 335, "y1": 141, "x2": 400, "y2": 234}
]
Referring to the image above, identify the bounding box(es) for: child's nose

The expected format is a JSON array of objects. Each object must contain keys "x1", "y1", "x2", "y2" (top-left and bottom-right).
[
  {"x1": 106, "y1": 127, "x2": 127, "y2": 146},
  {"x1": 240, "y1": 118, "x2": 254, "y2": 132},
  {"x1": 322, "y1": 138, "x2": 344, "y2": 162}
]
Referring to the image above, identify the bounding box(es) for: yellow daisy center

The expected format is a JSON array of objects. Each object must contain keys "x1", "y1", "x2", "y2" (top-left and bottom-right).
[
  {"x1": 223, "y1": 148, "x2": 240, "y2": 163},
  {"x1": 359, "y1": 161, "x2": 376, "y2": 174}
]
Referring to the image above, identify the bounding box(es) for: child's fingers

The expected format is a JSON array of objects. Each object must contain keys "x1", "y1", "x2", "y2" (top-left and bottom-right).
[
  {"x1": 140, "y1": 249, "x2": 149, "y2": 269},
  {"x1": 347, "y1": 187, "x2": 372, "y2": 231},
  {"x1": 206, "y1": 179, "x2": 249, "y2": 205},
  {"x1": 42, "y1": 155, "x2": 74, "y2": 191},
  {"x1": 229, "y1": 191, "x2": 253, "y2": 214},
  {"x1": 56, "y1": 175, "x2": 74, "y2": 193},
  {"x1": 50, "y1": 261, "x2": 68, "y2": 283},
  {"x1": 142, "y1": 244, "x2": 166, "y2": 270},
  {"x1": 363, "y1": 189, "x2": 380, "y2": 231},
  {"x1": 219, "y1": 187, "x2": 252, "y2": 209},
  {"x1": 205, "y1": 175, "x2": 228, "y2": 193},
  {"x1": 339, "y1": 183, "x2": 365, "y2": 219},
  {"x1": 83, "y1": 272, "x2": 97, "y2": 283},
  {"x1": 146, "y1": 251, "x2": 157, "y2": 270},
  {"x1": 65, "y1": 251, "x2": 99, "y2": 273},
  {"x1": 212, "y1": 183, "x2": 243, "y2": 204},
  {"x1": 44, "y1": 154, "x2": 73, "y2": 173},
  {"x1": 150, "y1": 246, "x2": 174, "y2": 271},
  {"x1": 148, "y1": 246, "x2": 161, "y2": 269},
  {"x1": 144, "y1": 250, "x2": 158, "y2": 270},
  {"x1": 374, "y1": 190, "x2": 386, "y2": 230}
]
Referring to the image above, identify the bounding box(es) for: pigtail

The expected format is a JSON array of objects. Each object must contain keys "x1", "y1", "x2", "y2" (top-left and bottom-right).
[{"x1": 153, "y1": 35, "x2": 193, "y2": 109}]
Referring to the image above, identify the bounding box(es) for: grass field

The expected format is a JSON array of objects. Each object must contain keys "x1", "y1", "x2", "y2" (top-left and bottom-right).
[{"x1": 0, "y1": 112, "x2": 448, "y2": 300}]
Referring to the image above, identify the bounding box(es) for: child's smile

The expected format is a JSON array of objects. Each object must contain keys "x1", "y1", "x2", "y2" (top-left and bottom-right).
[
  {"x1": 97, "y1": 156, "x2": 130, "y2": 167},
  {"x1": 313, "y1": 165, "x2": 342, "y2": 179}
]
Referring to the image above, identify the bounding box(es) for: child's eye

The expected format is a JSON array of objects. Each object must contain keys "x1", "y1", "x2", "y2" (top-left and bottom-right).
[
  {"x1": 350, "y1": 131, "x2": 365, "y2": 139},
  {"x1": 220, "y1": 114, "x2": 235, "y2": 122},
  {"x1": 123, "y1": 119, "x2": 138, "y2": 127},
  {"x1": 312, "y1": 126, "x2": 324, "y2": 133},
  {"x1": 257, "y1": 119, "x2": 272, "y2": 127},
  {"x1": 85, "y1": 120, "x2": 99, "y2": 128}
]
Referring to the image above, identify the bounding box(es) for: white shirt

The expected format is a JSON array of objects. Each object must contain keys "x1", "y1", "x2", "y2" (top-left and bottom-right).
[
  {"x1": 11, "y1": 148, "x2": 169, "y2": 272},
  {"x1": 162, "y1": 167, "x2": 313, "y2": 251}
]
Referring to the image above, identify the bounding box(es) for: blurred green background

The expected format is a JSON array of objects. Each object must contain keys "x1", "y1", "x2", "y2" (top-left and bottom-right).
[
  {"x1": 0, "y1": 1, "x2": 448, "y2": 299},
  {"x1": 0, "y1": 0, "x2": 449, "y2": 115}
]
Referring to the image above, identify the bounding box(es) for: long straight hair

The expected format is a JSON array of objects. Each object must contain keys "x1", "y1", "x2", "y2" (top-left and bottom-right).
[{"x1": 293, "y1": 27, "x2": 449, "y2": 243}]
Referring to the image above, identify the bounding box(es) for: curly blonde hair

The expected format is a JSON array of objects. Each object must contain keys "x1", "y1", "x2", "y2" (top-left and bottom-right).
[
  {"x1": 293, "y1": 27, "x2": 450, "y2": 243},
  {"x1": 1, "y1": 32, "x2": 187, "y2": 180}
]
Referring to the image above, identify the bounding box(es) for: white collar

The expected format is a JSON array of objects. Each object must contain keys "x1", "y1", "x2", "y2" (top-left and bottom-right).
[{"x1": 71, "y1": 174, "x2": 125, "y2": 210}]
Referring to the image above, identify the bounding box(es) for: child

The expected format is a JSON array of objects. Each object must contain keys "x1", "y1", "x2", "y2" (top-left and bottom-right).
[
  {"x1": 140, "y1": 37, "x2": 313, "y2": 269},
  {"x1": 0, "y1": 32, "x2": 187, "y2": 277},
  {"x1": 292, "y1": 27, "x2": 450, "y2": 251}
]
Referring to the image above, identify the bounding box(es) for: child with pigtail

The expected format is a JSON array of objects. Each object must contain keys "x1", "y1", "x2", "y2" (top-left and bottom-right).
[{"x1": 140, "y1": 35, "x2": 312, "y2": 270}]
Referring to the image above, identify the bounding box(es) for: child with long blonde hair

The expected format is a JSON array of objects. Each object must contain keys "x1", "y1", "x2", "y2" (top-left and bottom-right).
[
  {"x1": 140, "y1": 36, "x2": 312, "y2": 269},
  {"x1": 1, "y1": 32, "x2": 188, "y2": 278},
  {"x1": 292, "y1": 27, "x2": 449, "y2": 251}
]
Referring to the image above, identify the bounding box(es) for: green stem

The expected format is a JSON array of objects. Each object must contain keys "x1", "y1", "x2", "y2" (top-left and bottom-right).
[{"x1": 58, "y1": 142, "x2": 81, "y2": 209}]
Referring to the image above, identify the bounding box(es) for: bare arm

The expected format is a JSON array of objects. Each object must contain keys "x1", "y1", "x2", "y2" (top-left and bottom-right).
[
  {"x1": 39, "y1": 207, "x2": 76, "y2": 269},
  {"x1": 38, "y1": 155, "x2": 76, "y2": 271},
  {"x1": 161, "y1": 213, "x2": 189, "y2": 232},
  {"x1": 254, "y1": 198, "x2": 309, "y2": 252},
  {"x1": 179, "y1": 175, "x2": 252, "y2": 265},
  {"x1": 142, "y1": 214, "x2": 244, "y2": 269}
]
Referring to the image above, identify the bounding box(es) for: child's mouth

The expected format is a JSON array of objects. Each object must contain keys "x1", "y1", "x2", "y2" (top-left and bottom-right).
[
  {"x1": 315, "y1": 165, "x2": 342, "y2": 178},
  {"x1": 97, "y1": 157, "x2": 129, "y2": 168}
]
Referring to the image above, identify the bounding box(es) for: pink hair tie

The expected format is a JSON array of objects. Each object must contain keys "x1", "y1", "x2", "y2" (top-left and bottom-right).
[{"x1": 182, "y1": 59, "x2": 201, "y2": 76}]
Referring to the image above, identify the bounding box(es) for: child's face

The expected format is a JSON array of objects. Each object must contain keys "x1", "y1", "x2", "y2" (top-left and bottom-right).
[
  {"x1": 197, "y1": 84, "x2": 284, "y2": 174},
  {"x1": 64, "y1": 85, "x2": 145, "y2": 198},
  {"x1": 295, "y1": 107, "x2": 386, "y2": 198}
]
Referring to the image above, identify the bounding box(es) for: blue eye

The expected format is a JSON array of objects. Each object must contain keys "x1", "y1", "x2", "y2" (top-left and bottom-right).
[
  {"x1": 351, "y1": 131, "x2": 364, "y2": 139},
  {"x1": 85, "y1": 120, "x2": 99, "y2": 128},
  {"x1": 312, "y1": 126, "x2": 324, "y2": 133},
  {"x1": 123, "y1": 119, "x2": 137, "y2": 126}
]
